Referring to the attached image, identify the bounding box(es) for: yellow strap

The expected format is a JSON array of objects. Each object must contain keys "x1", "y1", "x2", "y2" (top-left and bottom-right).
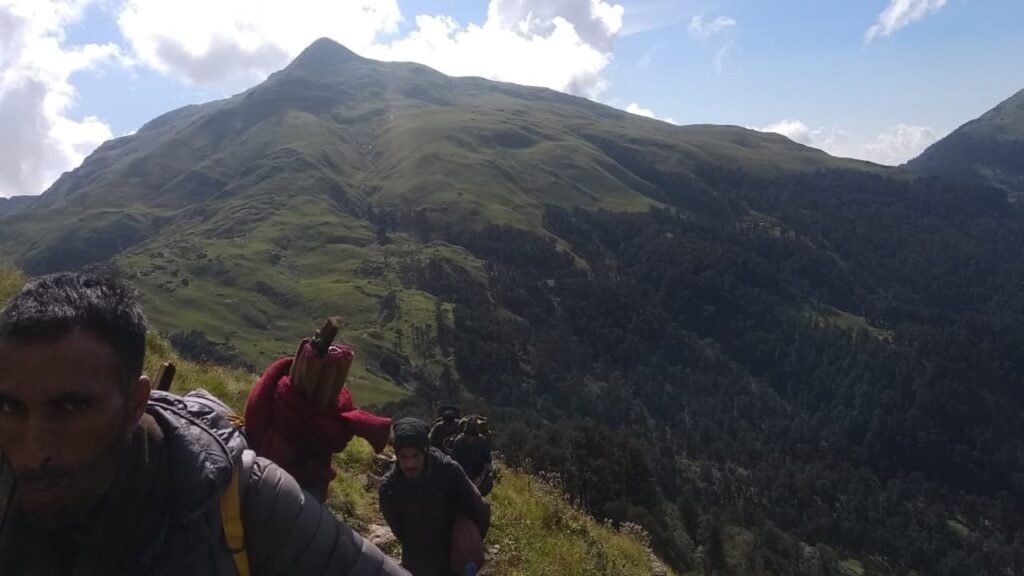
[{"x1": 221, "y1": 465, "x2": 250, "y2": 576}]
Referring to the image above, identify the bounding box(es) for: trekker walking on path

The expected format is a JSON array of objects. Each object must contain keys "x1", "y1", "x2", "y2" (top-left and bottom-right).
[
  {"x1": 0, "y1": 272, "x2": 408, "y2": 576},
  {"x1": 449, "y1": 417, "x2": 493, "y2": 496},
  {"x1": 428, "y1": 406, "x2": 460, "y2": 453},
  {"x1": 379, "y1": 418, "x2": 490, "y2": 576}
]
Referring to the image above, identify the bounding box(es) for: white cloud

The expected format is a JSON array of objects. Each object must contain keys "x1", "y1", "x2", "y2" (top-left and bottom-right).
[
  {"x1": 754, "y1": 119, "x2": 941, "y2": 165},
  {"x1": 625, "y1": 102, "x2": 675, "y2": 124},
  {"x1": 485, "y1": 0, "x2": 622, "y2": 51},
  {"x1": 626, "y1": 102, "x2": 656, "y2": 118},
  {"x1": 117, "y1": 0, "x2": 402, "y2": 87},
  {"x1": 861, "y1": 123, "x2": 941, "y2": 165},
  {"x1": 713, "y1": 42, "x2": 732, "y2": 75},
  {"x1": 0, "y1": 0, "x2": 119, "y2": 197},
  {"x1": 383, "y1": 0, "x2": 625, "y2": 99},
  {"x1": 368, "y1": 2, "x2": 621, "y2": 99},
  {"x1": 865, "y1": 0, "x2": 947, "y2": 44},
  {"x1": 687, "y1": 15, "x2": 736, "y2": 73},
  {"x1": 757, "y1": 119, "x2": 821, "y2": 146},
  {"x1": 117, "y1": 0, "x2": 625, "y2": 99},
  {"x1": 688, "y1": 15, "x2": 736, "y2": 40}
]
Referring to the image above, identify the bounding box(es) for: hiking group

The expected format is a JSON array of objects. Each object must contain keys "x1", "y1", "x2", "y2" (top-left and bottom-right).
[
  {"x1": 0, "y1": 272, "x2": 492, "y2": 576},
  {"x1": 429, "y1": 406, "x2": 494, "y2": 497}
]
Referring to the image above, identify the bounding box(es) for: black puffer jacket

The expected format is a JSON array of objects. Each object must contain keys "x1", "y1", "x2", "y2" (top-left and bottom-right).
[
  {"x1": 450, "y1": 434, "x2": 491, "y2": 481},
  {"x1": 0, "y1": 391, "x2": 408, "y2": 576},
  {"x1": 378, "y1": 448, "x2": 490, "y2": 576}
]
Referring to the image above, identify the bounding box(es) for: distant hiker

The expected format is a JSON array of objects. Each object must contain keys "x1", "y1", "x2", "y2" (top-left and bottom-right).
[
  {"x1": 429, "y1": 405, "x2": 461, "y2": 453},
  {"x1": 450, "y1": 416, "x2": 493, "y2": 496},
  {"x1": 379, "y1": 418, "x2": 490, "y2": 576},
  {"x1": 0, "y1": 272, "x2": 407, "y2": 575}
]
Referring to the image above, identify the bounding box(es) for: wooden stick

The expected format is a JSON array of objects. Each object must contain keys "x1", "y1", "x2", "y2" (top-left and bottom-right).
[
  {"x1": 287, "y1": 340, "x2": 308, "y2": 383},
  {"x1": 296, "y1": 343, "x2": 324, "y2": 400},
  {"x1": 321, "y1": 353, "x2": 353, "y2": 409},
  {"x1": 311, "y1": 317, "x2": 343, "y2": 357},
  {"x1": 291, "y1": 317, "x2": 345, "y2": 403},
  {"x1": 314, "y1": 361, "x2": 340, "y2": 407},
  {"x1": 155, "y1": 362, "x2": 176, "y2": 392}
]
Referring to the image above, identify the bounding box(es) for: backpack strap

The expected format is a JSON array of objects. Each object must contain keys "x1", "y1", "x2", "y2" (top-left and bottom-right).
[
  {"x1": 219, "y1": 414, "x2": 251, "y2": 576},
  {"x1": 221, "y1": 462, "x2": 250, "y2": 576}
]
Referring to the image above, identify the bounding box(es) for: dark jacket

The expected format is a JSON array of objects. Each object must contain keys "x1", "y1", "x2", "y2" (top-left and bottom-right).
[
  {"x1": 428, "y1": 421, "x2": 460, "y2": 452},
  {"x1": 449, "y1": 434, "x2": 491, "y2": 481},
  {"x1": 0, "y1": 395, "x2": 408, "y2": 576},
  {"x1": 378, "y1": 448, "x2": 490, "y2": 576}
]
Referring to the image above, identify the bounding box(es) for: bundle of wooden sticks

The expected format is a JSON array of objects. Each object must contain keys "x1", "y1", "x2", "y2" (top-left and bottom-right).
[{"x1": 287, "y1": 316, "x2": 354, "y2": 407}]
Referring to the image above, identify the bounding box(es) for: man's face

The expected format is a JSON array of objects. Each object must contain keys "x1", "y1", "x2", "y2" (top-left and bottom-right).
[
  {"x1": 396, "y1": 447, "x2": 425, "y2": 480},
  {"x1": 0, "y1": 329, "x2": 150, "y2": 529}
]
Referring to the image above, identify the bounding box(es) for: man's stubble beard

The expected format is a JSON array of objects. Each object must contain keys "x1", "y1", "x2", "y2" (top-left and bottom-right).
[{"x1": 20, "y1": 415, "x2": 134, "y2": 530}]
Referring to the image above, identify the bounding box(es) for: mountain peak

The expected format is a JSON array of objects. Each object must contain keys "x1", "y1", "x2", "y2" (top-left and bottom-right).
[
  {"x1": 979, "y1": 87, "x2": 1024, "y2": 122},
  {"x1": 907, "y1": 86, "x2": 1024, "y2": 197},
  {"x1": 285, "y1": 37, "x2": 363, "y2": 74}
]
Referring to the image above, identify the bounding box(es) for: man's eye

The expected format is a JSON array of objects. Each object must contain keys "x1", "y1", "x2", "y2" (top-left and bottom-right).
[{"x1": 0, "y1": 401, "x2": 24, "y2": 415}]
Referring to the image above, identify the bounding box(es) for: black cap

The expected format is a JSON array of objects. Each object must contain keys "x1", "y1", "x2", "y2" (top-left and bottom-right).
[{"x1": 393, "y1": 418, "x2": 430, "y2": 453}]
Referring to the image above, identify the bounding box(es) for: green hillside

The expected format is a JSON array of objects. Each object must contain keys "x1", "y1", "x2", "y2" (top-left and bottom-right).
[
  {"x1": 0, "y1": 196, "x2": 35, "y2": 219},
  {"x1": 907, "y1": 89, "x2": 1024, "y2": 197},
  {"x1": 0, "y1": 38, "x2": 882, "y2": 406}
]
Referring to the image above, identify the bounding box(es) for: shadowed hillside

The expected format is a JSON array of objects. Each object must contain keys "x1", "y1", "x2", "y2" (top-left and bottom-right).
[{"x1": 907, "y1": 89, "x2": 1024, "y2": 198}]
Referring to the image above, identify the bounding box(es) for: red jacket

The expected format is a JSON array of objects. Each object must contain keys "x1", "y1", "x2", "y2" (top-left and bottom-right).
[{"x1": 244, "y1": 356, "x2": 392, "y2": 499}]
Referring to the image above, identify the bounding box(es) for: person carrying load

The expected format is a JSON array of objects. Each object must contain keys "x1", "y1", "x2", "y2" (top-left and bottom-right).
[{"x1": 0, "y1": 273, "x2": 408, "y2": 575}]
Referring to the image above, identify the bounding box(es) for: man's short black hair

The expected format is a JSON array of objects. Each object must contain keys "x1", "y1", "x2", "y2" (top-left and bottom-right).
[{"x1": 0, "y1": 272, "x2": 147, "y2": 392}]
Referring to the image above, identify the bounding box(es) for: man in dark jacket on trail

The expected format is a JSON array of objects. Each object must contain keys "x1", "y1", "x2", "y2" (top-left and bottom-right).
[
  {"x1": 428, "y1": 407, "x2": 460, "y2": 453},
  {"x1": 0, "y1": 272, "x2": 408, "y2": 575},
  {"x1": 450, "y1": 418, "x2": 492, "y2": 496},
  {"x1": 379, "y1": 418, "x2": 490, "y2": 576}
]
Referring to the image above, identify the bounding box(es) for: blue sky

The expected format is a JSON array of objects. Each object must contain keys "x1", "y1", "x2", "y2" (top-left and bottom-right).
[{"x1": 2, "y1": 0, "x2": 1022, "y2": 197}]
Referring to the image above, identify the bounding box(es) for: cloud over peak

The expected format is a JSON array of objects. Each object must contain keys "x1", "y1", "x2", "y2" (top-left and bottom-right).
[
  {"x1": 370, "y1": 0, "x2": 624, "y2": 99},
  {"x1": 117, "y1": 0, "x2": 403, "y2": 87},
  {"x1": 116, "y1": 0, "x2": 625, "y2": 99}
]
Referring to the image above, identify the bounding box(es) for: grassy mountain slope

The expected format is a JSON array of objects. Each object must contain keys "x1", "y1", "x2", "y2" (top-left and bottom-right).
[
  {"x1": 907, "y1": 89, "x2": 1024, "y2": 197},
  {"x1": 0, "y1": 196, "x2": 36, "y2": 219},
  {"x1": 0, "y1": 38, "x2": 882, "y2": 405}
]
